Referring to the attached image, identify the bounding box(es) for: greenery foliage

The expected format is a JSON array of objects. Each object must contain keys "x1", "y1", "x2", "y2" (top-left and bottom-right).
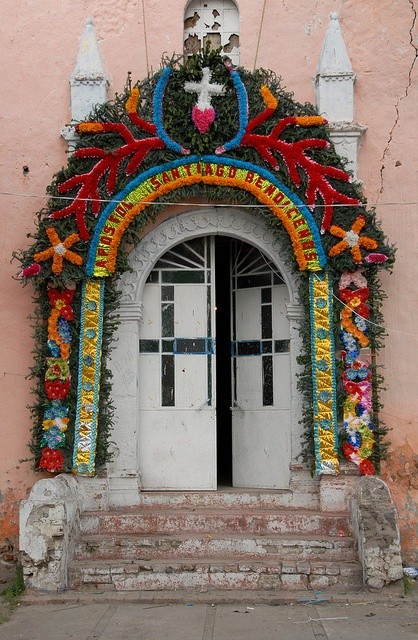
[{"x1": 1, "y1": 565, "x2": 25, "y2": 606}]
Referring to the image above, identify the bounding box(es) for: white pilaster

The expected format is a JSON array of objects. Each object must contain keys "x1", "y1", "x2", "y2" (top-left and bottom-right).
[
  {"x1": 315, "y1": 13, "x2": 366, "y2": 179},
  {"x1": 107, "y1": 302, "x2": 142, "y2": 493}
]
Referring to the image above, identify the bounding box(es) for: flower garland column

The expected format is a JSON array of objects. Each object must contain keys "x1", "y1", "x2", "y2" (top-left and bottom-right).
[
  {"x1": 73, "y1": 279, "x2": 105, "y2": 475},
  {"x1": 309, "y1": 271, "x2": 339, "y2": 474},
  {"x1": 339, "y1": 270, "x2": 375, "y2": 474}
]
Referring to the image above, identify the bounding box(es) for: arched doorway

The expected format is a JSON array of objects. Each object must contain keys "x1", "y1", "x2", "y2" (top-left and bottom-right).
[{"x1": 108, "y1": 208, "x2": 302, "y2": 491}]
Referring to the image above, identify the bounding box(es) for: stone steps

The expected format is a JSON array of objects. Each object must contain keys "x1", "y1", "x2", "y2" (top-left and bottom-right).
[
  {"x1": 68, "y1": 558, "x2": 362, "y2": 592},
  {"x1": 75, "y1": 532, "x2": 357, "y2": 562},
  {"x1": 80, "y1": 509, "x2": 349, "y2": 537},
  {"x1": 70, "y1": 491, "x2": 362, "y2": 594}
]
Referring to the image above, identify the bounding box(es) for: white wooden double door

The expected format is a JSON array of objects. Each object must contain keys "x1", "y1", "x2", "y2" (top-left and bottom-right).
[{"x1": 138, "y1": 236, "x2": 291, "y2": 490}]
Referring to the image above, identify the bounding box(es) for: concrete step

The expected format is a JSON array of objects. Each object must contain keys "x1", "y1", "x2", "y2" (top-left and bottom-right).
[
  {"x1": 75, "y1": 532, "x2": 357, "y2": 562},
  {"x1": 68, "y1": 558, "x2": 363, "y2": 592},
  {"x1": 80, "y1": 509, "x2": 350, "y2": 537},
  {"x1": 133, "y1": 490, "x2": 297, "y2": 510}
]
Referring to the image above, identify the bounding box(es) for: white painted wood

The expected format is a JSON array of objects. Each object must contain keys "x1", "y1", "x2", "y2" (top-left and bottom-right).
[
  {"x1": 175, "y1": 354, "x2": 209, "y2": 409},
  {"x1": 235, "y1": 288, "x2": 260, "y2": 340},
  {"x1": 232, "y1": 284, "x2": 291, "y2": 489},
  {"x1": 175, "y1": 284, "x2": 207, "y2": 338},
  {"x1": 137, "y1": 354, "x2": 160, "y2": 409},
  {"x1": 232, "y1": 410, "x2": 291, "y2": 489},
  {"x1": 138, "y1": 410, "x2": 216, "y2": 490},
  {"x1": 140, "y1": 285, "x2": 160, "y2": 339},
  {"x1": 273, "y1": 285, "x2": 290, "y2": 338},
  {"x1": 138, "y1": 249, "x2": 216, "y2": 490}
]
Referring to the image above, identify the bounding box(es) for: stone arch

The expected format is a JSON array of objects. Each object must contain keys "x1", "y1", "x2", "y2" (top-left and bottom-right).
[
  {"x1": 108, "y1": 207, "x2": 304, "y2": 485},
  {"x1": 118, "y1": 207, "x2": 299, "y2": 305}
]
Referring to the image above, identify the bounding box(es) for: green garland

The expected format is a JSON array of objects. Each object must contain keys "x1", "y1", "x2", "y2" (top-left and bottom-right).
[{"x1": 15, "y1": 50, "x2": 395, "y2": 473}]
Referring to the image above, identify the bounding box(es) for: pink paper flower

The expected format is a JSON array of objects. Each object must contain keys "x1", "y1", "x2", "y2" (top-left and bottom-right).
[
  {"x1": 192, "y1": 106, "x2": 216, "y2": 134},
  {"x1": 364, "y1": 253, "x2": 388, "y2": 264},
  {"x1": 20, "y1": 263, "x2": 41, "y2": 278}
]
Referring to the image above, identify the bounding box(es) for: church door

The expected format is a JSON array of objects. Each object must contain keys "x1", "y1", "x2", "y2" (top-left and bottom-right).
[{"x1": 137, "y1": 236, "x2": 291, "y2": 490}]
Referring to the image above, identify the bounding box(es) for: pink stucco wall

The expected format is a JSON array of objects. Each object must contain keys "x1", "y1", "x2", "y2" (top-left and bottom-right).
[{"x1": 0, "y1": 1, "x2": 416, "y2": 561}]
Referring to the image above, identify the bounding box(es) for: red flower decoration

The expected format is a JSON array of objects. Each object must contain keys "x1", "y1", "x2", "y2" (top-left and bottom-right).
[
  {"x1": 343, "y1": 380, "x2": 362, "y2": 396},
  {"x1": 365, "y1": 253, "x2": 388, "y2": 264},
  {"x1": 45, "y1": 379, "x2": 71, "y2": 400},
  {"x1": 48, "y1": 288, "x2": 75, "y2": 306},
  {"x1": 339, "y1": 287, "x2": 370, "y2": 318},
  {"x1": 359, "y1": 459, "x2": 375, "y2": 476},
  {"x1": 39, "y1": 447, "x2": 64, "y2": 473},
  {"x1": 60, "y1": 306, "x2": 74, "y2": 321},
  {"x1": 342, "y1": 442, "x2": 356, "y2": 458}
]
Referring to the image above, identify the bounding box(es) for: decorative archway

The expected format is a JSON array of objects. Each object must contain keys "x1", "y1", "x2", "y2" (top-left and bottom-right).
[
  {"x1": 17, "y1": 51, "x2": 393, "y2": 482},
  {"x1": 107, "y1": 207, "x2": 303, "y2": 486}
]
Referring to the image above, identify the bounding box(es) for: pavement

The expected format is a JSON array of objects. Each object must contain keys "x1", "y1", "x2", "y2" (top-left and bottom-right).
[{"x1": 0, "y1": 590, "x2": 417, "y2": 640}]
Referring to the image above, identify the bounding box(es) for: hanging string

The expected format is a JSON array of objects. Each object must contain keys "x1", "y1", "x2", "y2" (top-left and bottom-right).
[
  {"x1": 0, "y1": 191, "x2": 416, "y2": 208},
  {"x1": 258, "y1": 254, "x2": 417, "y2": 339},
  {"x1": 253, "y1": 0, "x2": 268, "y2": 70},
  {"x1": 2, "y1": 189, "x2": 413, "y2": 337},
  {"x1": 311, "y1": 271, "x2": 417, "y2": 339},
  {"x1": 141, "y1": 0, "x2": 150, "y2": 76}
]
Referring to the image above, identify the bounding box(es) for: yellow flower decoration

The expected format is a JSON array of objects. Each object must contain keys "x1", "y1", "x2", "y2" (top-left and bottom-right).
[
  {"x1": 34, "y1": 227, "x2": 83, "y2": 274},
  {"x1": 328, "y1": 215, "x2": 378, "y2": 263}
]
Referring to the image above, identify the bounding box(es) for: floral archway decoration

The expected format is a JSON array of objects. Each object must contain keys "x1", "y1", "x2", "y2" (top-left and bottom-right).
[{"x1": 16, "y1": 50, "x2": 394, "y2": 477}]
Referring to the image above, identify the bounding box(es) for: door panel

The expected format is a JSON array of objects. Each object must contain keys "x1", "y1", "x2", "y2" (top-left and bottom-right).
[
  {"x1": 138, "y1": 410, "x2": 216, "y2": 489},
  {"x1": 175, "y1": 284, "x2": 208, "y2": 337},
  {"x1": 232, "y1": 410, "x2": 291, "y2": 489},
  {"x1": 235, "y1": 356, "x2": 262, "y2": 409},
  {"x1": 235, "y1": 288, "x2": 261, "y2": 340},
  {"x1": 231, "y1": 243, "x2": 291, "y2": 489},
  {"x1": 138, "y1": 238, "x2": 216, "y2": 490},
  {"x1": 175, "y1": 353, "x2": 209, "y2": 408}
]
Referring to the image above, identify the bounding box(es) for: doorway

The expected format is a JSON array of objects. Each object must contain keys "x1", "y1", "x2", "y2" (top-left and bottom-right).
[
  {"x1": 214, "y1": 237, "x2": 232, "y2": 486},
  {"x1": 134, "y1": 234, "x2": 291, "y2": 490}
]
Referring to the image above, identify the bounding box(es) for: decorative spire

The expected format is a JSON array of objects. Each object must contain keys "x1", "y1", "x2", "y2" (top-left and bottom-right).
[
  {"x1": 315, "y1": 13, "x2": 355, "y2": 122},
  {"x1": 69, "y1": 19, "x2": 109, "y2": 122},
  {"x1": 317, "y1": 12, "x2": 354, "y2": 78},
  {"x1": 71, "y1": 18, "x2": 108, "y2": 83},
  {"x1": 62, "y1": 19, "x2": 109, "y2": 150},
  {"x1": 315, "y1": 13, "x2": 366, "y2": 179}
]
